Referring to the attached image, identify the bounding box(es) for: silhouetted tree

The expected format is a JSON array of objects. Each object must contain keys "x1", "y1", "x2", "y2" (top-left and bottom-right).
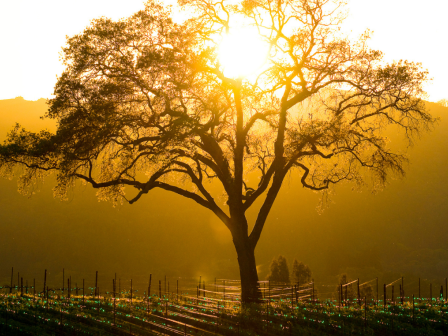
[
  {"x1": 0, "y1": 0, "x2": 435, "y2": 303},
  {"x1": 291, "y1": 260, "x2": 311, "y2": 285},
  {"x1": 267, "y1": 255, "x2": 290, "y2": 283}
]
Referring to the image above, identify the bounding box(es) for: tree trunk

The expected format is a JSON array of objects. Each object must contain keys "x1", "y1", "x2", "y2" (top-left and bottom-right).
[{"x1": 233, "y1": 234, "x2": 261, "y2": 303}]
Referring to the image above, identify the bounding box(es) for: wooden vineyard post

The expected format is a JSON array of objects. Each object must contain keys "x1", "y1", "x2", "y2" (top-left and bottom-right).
[
  {"x1": 98, "y1": 290, "x2": 100, "y2": 318},
  {"x1": 95, "y1": 271, "x2": 98, "y2": 298},
  {"x1": 412, "y1": 294, "x2": 415, "y2": 325},
  {"x1": 339, "y1": 285, "x2": 341, "y2": 312},
  {"x1": 147, "y1": 278, "x2": 150, "y2": 317},
  {"x1": 33, "y1": 278, "x2": 37, "y2": 325},
  {"x1": 291, "y1": 285, "x2": 294, "y2": 307},
  {"x1": 268, "y1": 280, "x2": 270, "y2": 306},
  {"x1": 357, "y1": 278, "x2": 360, "y2": 305},
  {"x1": 223, "y1": 280, "x2": 226, "y2": 308},
  {"x1": 10, "y1": 267, "x2": 13, "y2": 294},
  {"x1": 43, "y1": 269, "x2": 47, "y2": 297},
  {"x1": 345, "y1": 283, "x2": 348, "y2": 307},
  {"x1": 60, "y1": 294, "x2": 63, "y2": 331},
  {"x1": 82, "y1": 279, "x2": 85, "y2": 304},
  {"x1": 265, "y1": 299, "x2": 269, "y2": 333},
  {"x1": 419, "y1": 278, "x2": 420, "y2": 300},
  {"x1": 149, "y1": 274, "x2": 152, "y2": 299},
  {"x1": 147, "y1": 293, "x2": 150, "y2": 317},
  {"x1": 26, "y1": 280, "x2": 28, "y2": 295},
  {"x1": 312, "y1": 279, "x2": 314, "y2": 303},
  {"x1": 383, "y1": 284, "x2": 386, "y2": 308},
  {"x1": 113, "y1": 279, "x2": 116, "y2": 326},
  {"x1": 295, "y1": 284, "x2": 298, "y2": 304},
  {"x1": 392, "y1": 285, "x2": 394, "y2": 305},
  {"x1": 401, "y1": 277, "x2": 404, "y2": 304},
  {"x1": 364, "y1": 296, "x2": 367, "y2": 328},
  {"x1": 376, "y1": 277, "x2": 378, "y2": 307}
]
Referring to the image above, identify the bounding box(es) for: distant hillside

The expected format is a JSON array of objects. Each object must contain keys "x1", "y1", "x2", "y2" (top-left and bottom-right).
[{"x1": 0, "y1": 97, "x2": 56, "y2": 141}]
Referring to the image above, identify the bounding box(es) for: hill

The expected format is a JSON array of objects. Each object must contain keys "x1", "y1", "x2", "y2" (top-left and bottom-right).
[{"x1": 0, "y1": 97, "x2": 56, "y2": 141}]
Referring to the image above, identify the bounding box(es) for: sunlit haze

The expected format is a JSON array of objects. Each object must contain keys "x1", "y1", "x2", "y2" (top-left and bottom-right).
[
  {"x1": 1, "y1": 1, "x2": 448, "y2": 329},
  {"x1": 0, "y1": 0, "x2": 447, "y2": 101},
  {"x1": 218, "y1": 26, "x2": 269, "y2": 79}
]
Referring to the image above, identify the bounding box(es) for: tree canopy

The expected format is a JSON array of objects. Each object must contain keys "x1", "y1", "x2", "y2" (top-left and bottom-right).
[{"x1": 0, "y1": 0, "x2": 435, "y2": 302}]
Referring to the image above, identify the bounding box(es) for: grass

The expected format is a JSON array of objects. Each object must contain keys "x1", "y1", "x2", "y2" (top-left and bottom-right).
[{"x1": 0, "y1": 285, "x2": 447, "y2": 335}]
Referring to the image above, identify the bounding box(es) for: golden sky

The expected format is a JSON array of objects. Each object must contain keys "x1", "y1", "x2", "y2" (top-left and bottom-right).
[{"x1": 0, "y1": 0, "x2": 446, "y2": 101}]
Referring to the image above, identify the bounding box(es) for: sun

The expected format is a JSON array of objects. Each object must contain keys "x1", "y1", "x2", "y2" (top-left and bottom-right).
[{"x1": 218, "y1": 26, "x2": 269, "y2": 79}]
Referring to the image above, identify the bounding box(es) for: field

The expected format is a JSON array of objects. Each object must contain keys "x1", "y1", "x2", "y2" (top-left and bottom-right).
[{"x1": 1, "y1": 276, "x2": 447, "y2": 336}]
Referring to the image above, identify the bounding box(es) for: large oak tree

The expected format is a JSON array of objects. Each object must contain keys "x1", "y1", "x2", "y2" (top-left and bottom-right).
[{"x1": 0, "y1": 0, "x2": 435, "y2": 302}]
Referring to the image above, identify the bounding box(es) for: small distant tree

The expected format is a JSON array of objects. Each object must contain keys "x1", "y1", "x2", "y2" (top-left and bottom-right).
[
  {"x1": 267, "y1": 255, "x2": 290, "y2": 283},
  {"x1": 291, "y1": 260, "x2": 311, "y2": 285},
  {"x1": 438, "y1": 99, "x2": 448, "y2": 107}
]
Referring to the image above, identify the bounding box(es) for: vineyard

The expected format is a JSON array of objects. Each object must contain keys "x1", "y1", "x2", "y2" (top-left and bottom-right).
[{"x1": 0, "y1": 271, "x2": 447, "y2": 335}]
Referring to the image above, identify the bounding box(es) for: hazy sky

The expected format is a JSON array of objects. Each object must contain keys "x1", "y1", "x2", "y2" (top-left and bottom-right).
[{"x1": 0, "y1": 0, "x2": 446, "y2": 101}]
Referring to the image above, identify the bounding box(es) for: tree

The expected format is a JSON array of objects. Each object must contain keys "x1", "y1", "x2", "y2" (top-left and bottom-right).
[
  {"x1": 267, "y1": 255, "x2": 290, "y2": 283},
  {"x1": 438, "y1": 99, "x2": 448, "y2": 107},
  {"x1": 291, "y1": 260, "x2": 311, "y2": 285},
  {"x1": 0, "y1": 0, "x2": 435, "y2": 303}
]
